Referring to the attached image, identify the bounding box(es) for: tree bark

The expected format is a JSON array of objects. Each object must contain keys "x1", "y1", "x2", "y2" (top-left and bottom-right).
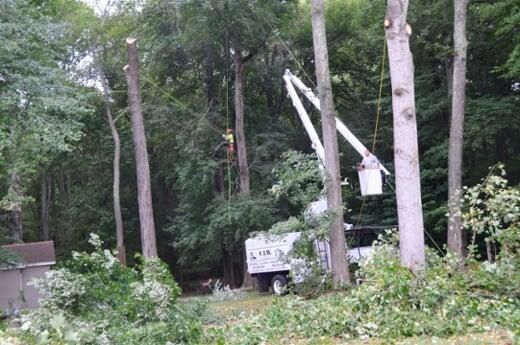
[
  {"x1": 222, "y1": 249, "x2": 236, "y2": 288},
  {"x1": 124, "y1": 37, "x2": 158, "y2": 258},
  {"x1": 90, "y1": 38, "x2": 126, "y2": 264},
  {"x1": 41, "y1": 173, "x2": 51, "y2": 241},
  {"x1": 97, "y1": 56, "x2": 126, "y2": 265},
  {"x1": 447, "y1": 0, "x2": 469, "y2": 259},
  {"x1": 384, "y1": 0, "x2": 426, "y2": 271},
  {"x1": 203, "y1": 39, "x2": 217, "y2": 112},
  {"x1": 311, "y1": 0, "x2": 350, "y2": 286},
  {"x1": 8, "y1": 173, "x2": 23, "y2": 243},
  {"x1": 233, "y1": 47, "x2": 255, "y2": 289},
  {"x1": 233, "y1": 48, "x2": 251, "y2": 195}
]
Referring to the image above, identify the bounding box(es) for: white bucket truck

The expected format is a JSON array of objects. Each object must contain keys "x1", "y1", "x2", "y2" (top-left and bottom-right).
[
  {"x1": 245, "y1": 71, "x2": 391, "y2": 295},
  {"x1": 245, "y1": 229, "x2": 374, "y2": 295}
]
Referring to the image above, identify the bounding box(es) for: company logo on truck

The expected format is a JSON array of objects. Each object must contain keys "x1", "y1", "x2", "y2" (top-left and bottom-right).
[{"x1": 250, "y1": 249, "x2": 285, "y2": 261}]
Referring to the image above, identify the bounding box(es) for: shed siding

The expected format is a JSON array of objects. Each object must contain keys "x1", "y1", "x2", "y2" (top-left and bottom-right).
[
  {"x1": 22, "y1": 266, "x2": 49, "y2": 309},
  {"x1": 0, "y1": 270, "x2": 22, "y2": 313}
]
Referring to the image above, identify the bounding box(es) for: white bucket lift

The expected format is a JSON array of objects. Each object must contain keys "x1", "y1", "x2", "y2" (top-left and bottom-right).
[
  {"x1": 358, "y1": 168, "x2": 383, "y2": 196},
  {"x1": 283, "y1": 69, "x2": 390, "y2": 197}
]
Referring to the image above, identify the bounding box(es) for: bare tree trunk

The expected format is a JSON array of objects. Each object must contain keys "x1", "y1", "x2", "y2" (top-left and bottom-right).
[
  {"x1": 384, "y1": 0, "x2": 425, "y2": 271},
  {"x1": 56, "y1": 172, "x2": 72, "y2": 248},
  {"x1": 222, "y1": 249, "x2": 236, "y2": 288},
  {"x1": 203, "y1": 39, "x2": 217, "y2": 112},
  {"x1": 233, "y1": 47, "x2": 255, "y2": 289},
  {"x1": 95, "y1": 56, "x2": 126, "y2": 265},
  {"x1": 124, "y1": 37, "x2": 158, "y2": 258},
  {"x1": 447, "y1": 0, "x2": 468, "y2": 259},
  {"x1": 90, "y1": 38, "x2": 126, "y2": 264},
  {"x1": 234, "y1": 49, "x2": 251, "y2": 195},
  {"x1": 8, "y1": 173, "x2": 23, "y2": 243},
  {"x1": 214, "y1": 163, "x2": 225, "y2": 195},
  {"x1": 41, "y1": 173, "x2": 51, "y2": 241},
  {"x1": 311, "y1": 0, "x2": 350, "y2": 286}
]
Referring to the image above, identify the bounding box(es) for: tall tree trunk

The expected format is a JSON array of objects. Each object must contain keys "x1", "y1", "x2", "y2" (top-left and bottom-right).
[
  {"x1": 311, "y1": 0, "x2": 350, "y2": 286},
  {"x1": 8, "y1": 173, "x2": 23, "y2": 243},
  {"x1": 447, "y1": 0, "x2": 469, "y2": 259},
  {"x1": 97, "y1": 57, "x2": 126, "y2": 265},
  {"x1": 222, "y1": 249, "x2": 236, "y2": 288},
  {"x1": 385, "y1": 0, "x2": 425, "y2": 271},
  {"x1": 124, "y1": 37, "x2": 158, "y2": 258},
  {"x1": 203, "y1": 39, "x2": 217, "y2": 112},
  {"x1": 234, "y1": 49, "x2": 251, "y2": 195},
  {"x1": 57, "y1": 172, "x2": 72, "y2": 247},
  {"x1": 90, "y1": 40, "x2": 126, "y2": 264},
  {"x1": 234, "y1": 47, "x2": 254, "y2": 288},
  {"x1": 214, "y1": 163, "x2": 225, "y2": 195},
  {"x1": 41, "y1": 173, "x2": 51, "y2": 241}
]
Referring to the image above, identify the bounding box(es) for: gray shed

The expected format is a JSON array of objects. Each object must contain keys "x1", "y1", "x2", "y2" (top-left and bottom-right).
[{"x1": 0, "y1": 241, "x2": 56, "y2": 314}]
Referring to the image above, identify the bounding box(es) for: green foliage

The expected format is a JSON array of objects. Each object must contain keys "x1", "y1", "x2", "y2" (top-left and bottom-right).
[
  {"x1": 0, "y1": 0, "x2": 518, "y2": 307},
  {"x1": 209, "y1": 174, "x2": 520, "y2": 343},
  {"x1": 270, "y1": 151, "x2": 322, "y2": 213},
  {"x1": 462, "y1": 165, "x2": 520, "y2": 297},
  {"x1": 211, "y1": 236, "x2": 520, "y2": 344},
  {"x1": 0, "y1": 247, "x2": 23, "y2": 269},
  {"x1": 473, "y1": 0, "x2": 520, "y2": 79},
  {"x1": 463, "y1": 165, "x2": 520, "y2": 258},
  {"x1": 267, "y1": 151, "x2": 339, "y2": 297},
  {"x1": 17, "y1": 234, "x2": 202, "y2": 344}
]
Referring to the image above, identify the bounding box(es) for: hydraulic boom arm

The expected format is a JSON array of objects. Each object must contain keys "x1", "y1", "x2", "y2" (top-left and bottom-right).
[{"x1": 284, "y1": 69, "x2": 391, "y2": 176}]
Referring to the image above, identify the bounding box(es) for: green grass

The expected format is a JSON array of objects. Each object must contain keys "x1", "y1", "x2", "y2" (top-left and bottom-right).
[{"x1": 181, "y1": 290, "x2": 275, "y2": 326}]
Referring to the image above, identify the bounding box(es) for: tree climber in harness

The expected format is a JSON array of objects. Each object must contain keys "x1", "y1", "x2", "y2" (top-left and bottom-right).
[{"x1": 222, "y1": 128, "x2": 235, "y2": 161}]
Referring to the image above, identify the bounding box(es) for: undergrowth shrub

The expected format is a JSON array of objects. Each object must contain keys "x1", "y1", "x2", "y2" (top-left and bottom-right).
[
  {"x1": 0, "y1": 247, "x2": 23, "y2": 270},
  {"x1": 211, "y1": 234, "x2": 519, "y2": 344},
  {"x1": 208, "y1": 167, "x2": 519, "y2": 344},
  {"x1": 16, "y1": 234, "x2": 202, "y2": 344}
]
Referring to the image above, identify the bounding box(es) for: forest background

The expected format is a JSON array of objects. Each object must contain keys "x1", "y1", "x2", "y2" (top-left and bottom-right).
[{"x1": 0, "y1": 0, "x2": 518, "y2": 289}]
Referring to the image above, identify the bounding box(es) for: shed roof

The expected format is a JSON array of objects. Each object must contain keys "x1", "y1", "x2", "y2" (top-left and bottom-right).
[{"x1": 1, "y1": 241, "x2": 56, "y2": 267}]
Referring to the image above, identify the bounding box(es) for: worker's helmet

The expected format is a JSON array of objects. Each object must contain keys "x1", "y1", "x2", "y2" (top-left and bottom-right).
[{"x1": 227, "y1": 128, "x2": 233, "y2": 133}]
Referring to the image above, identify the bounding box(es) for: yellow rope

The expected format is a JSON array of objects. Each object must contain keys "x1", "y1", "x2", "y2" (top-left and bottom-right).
[
  {"x1": 141, "y1": 75, "x2": 224, "y2": 135},
  {"x1": 372, "y1": 38, "x2": 387, "y2": 154},
  {"x1": 356, "y1": 38, "x2": 387, "y2": 227}
]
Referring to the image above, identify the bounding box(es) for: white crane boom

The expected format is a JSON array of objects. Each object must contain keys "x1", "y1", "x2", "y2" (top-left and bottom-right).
[
  {"x1": 283, "y1": 73, "x2": 326, "y2": 165},
  {"x1": 284, "y1": 69, "x2": 391, "y2": 176}
]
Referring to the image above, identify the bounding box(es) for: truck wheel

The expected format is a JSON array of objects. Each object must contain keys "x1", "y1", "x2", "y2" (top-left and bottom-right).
[
  {"x1": 256, "y1": 275, "x2": 270, "y2": 293},
  {"x1": 271, "y1": 275, "x2": 288, "y2": 296}
]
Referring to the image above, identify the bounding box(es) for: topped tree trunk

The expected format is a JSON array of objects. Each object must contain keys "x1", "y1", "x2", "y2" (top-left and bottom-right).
[
  {"x1": 233, "y1": 46, "x2": 254, "y2": 288},
  {"x1": 311, "y1": 0, "x2": 350, "y2": 286},
  {"x1": 447, "y1": 0, "x2": 469, "y2": 259},
  {"x1": 123, "y1": 37, "x2": 158, "y2": 259},
  {"x1": 384, "y1": 0, "x2": 425, "y2": 271},
  {"x1": 234, "y1": 47, "x2": 251, "y2": 195}
]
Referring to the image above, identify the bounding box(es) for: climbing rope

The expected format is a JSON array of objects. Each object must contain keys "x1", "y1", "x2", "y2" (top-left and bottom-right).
[
  {"x1": 141, "y1": 75, "x2": 224, "y2": 135},
  {"x1": 372, "y1": 38, "x2": 387, "y2": 154},
  {"x1": 355, "y1": 38, "x2": 387, "y2": 227},
  {"x1": 142, "y1": 71, "x2": 233, "y2": 223},
  {"x1": 261, "y1": 16, "x2": 316, "y2": 88}
]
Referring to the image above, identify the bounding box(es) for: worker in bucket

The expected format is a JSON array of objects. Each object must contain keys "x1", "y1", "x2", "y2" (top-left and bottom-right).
[
  {"x1": 222, "y1": 128, "x2": 235, "y2": 160},
  {"x1": 356, "y1": 149, "x2": 380, "y2": 170},
  {"x1": 356, "y1": 149, "x2": 386, "y2": 186}
]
